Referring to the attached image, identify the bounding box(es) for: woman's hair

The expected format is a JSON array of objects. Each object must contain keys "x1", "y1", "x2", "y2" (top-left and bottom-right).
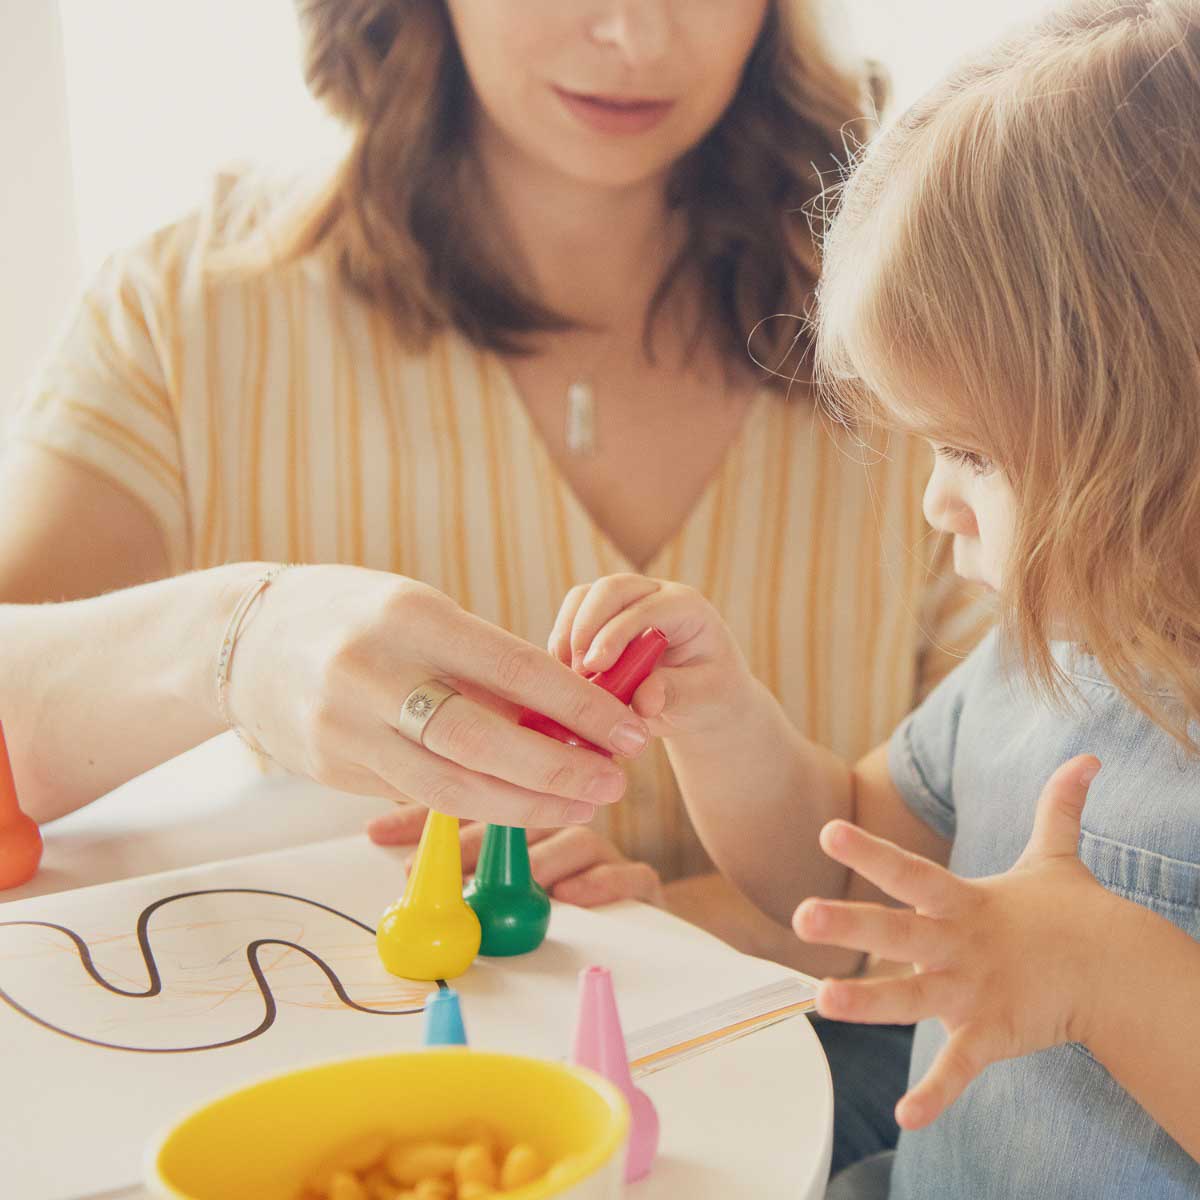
[
  {"x1": 251, "y1": 0, "x2": 883, "y2": 378},
  {"x1": 815, "y1": 0, "x2": 1200, "y2": 744}
]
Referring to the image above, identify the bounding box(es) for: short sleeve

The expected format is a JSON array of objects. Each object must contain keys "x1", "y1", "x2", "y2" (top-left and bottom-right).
[
  {"x1": 888, "y1": 630, "x2": 996, "y2": 839},
  {"x1": 913, "y1": 531, "x2": 997, "y2": 700},
  {"x1": 8, "y1": 235, "x2": 191, "y2": 572}
]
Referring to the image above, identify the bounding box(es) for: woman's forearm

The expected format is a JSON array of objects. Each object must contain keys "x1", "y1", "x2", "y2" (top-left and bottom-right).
[
  {"x1": 1, "y1": 563, "x2": 265, "y2": 821},
  {"x1": 664, "y1": 676, "x2": 855, "y2": 927}
]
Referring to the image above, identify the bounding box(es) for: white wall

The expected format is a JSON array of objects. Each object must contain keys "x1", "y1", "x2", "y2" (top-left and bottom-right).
[
  {"x1": 845, "y1": 0, "x2": 1055, "y2": 113},
  {"x1": 0, "y1": 1, "x2": 80, "y2": 429},
  {"x1": 58, "y1": 0, "x2": 345, "y2": 274}
]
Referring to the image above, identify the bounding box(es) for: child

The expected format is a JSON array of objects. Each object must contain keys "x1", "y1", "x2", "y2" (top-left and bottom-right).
[{"x1": 549, "y1": 2, "x2": 1200, "y2": 1196}]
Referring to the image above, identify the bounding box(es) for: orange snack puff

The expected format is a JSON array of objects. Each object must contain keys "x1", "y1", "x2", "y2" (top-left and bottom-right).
[
  {"x1": 412, "y1": 1179, "x2": 452, "y2": 1200},
  {"x1": 328, "y1": 1171, "x2": 369, "y2": 1200},
  {"x1": 458, "y1": 1183, "x2": 494, "y2": 1199},
  {"x1": 455, "y1": 1143, "x2": 498, "y2": 1191},
  {"x1": 386, "y1": 1142, "x2": 459, "y2": 1187},
  {"x1": 500, "y1": 1144, "x2": 545, "y2": 1191}
]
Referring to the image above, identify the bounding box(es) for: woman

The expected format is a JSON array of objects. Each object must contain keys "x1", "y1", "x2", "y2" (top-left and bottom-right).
[{"x1": 0, "y1": 0, "x2": 986, "y2": 1173}]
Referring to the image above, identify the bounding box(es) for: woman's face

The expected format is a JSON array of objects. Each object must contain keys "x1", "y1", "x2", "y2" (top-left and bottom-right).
[{"x1": 444, "y1": 0, "x2": 770, "y2": 191}]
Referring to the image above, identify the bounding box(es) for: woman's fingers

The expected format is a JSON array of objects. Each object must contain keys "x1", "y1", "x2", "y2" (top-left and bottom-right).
[
  {"x1": 363, "y1": 729, "x2": 597, "y2": 828},
  {"x1": 416, "y1": 693, "x2": 628, "y2": 805},
  {"x1": 818, "y1": 820, "x2": 967, "y2": 915},
  {"x1": 424, "y1": 607, "x2": 649, "y2": 757},
  {"x1": 793, "y1": 897, "x2": 955, "y2": 967},
  {"x1": 552, "y1": 859, "x2": 665, "y2": 907},
  {"x1": 815, "y1": 971, "x2": 963, "y2": 1026}
]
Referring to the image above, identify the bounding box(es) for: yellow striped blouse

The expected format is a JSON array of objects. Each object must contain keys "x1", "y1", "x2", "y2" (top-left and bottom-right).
[{"x1": 11, "y1": 181, "x2": 990, "y2": 880}]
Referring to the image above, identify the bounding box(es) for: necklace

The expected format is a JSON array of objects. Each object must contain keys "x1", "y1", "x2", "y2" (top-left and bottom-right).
[
  {"x1": 565, "y1": 378, "x2": 597, "y2": 457},
  {"x1": 563, "y1": 324, "x2": 618, "y2": 458}
]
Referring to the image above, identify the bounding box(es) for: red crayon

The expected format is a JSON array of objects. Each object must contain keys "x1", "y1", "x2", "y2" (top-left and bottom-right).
[{"x1": 518, "y1": 627, "x2": 669, "y2": 753}]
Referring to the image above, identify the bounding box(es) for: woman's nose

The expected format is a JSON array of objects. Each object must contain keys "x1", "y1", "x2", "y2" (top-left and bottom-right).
[{"x1": 588, "y1": 1, "x2": 670, "y2": 68}]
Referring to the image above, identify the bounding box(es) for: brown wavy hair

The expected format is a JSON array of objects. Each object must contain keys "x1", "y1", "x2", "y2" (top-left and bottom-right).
[
  {"x1": 257, "y1": 0, "x2": 884, "y2": 380},
  {"x1": 816, "y1": 0, "x2": 1200, "y2": 746}
]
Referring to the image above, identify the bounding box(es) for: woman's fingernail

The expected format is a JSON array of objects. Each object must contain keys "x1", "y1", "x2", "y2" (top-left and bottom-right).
[
  {"x1": 586, "y1": 772, "x2": 625, "y2": 804},
  {"x1": 565, "y1": 802, "x2": 595, "y2": 824},
  {"x1": 610, "y1": 722, "x2": 648, "y2": 756}
]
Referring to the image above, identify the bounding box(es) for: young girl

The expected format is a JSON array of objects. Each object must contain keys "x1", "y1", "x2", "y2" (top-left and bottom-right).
[{"x1": 550, "y1": 1, "x2": 1200, "y2": 1195}]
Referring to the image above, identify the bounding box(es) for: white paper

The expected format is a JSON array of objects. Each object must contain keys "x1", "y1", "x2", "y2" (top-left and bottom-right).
[{"x1": 0, "y1": 835, "x2": 806, "y2": 1200}]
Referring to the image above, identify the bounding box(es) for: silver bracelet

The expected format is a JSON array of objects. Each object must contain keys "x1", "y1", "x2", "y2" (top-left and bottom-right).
[{"x1": 216, "y1": 564, "x2": 291, "y2": 755}]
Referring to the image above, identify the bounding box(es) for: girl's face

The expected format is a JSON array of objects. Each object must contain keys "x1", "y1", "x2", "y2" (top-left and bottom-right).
[
  {"x1": 922, "y1": 446, "x2": 1016, "y2": 592},
  {"x1": 444, "y1": 0, "x2": 770, "y2": 191}
]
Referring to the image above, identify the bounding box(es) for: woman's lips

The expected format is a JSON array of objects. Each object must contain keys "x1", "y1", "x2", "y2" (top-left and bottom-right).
[{"x1": 553, "y1": 87, "x2": 675, "y2": 135}]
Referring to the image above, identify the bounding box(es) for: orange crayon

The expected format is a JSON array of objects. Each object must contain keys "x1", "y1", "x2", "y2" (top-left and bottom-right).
[{"x1": 0, "y1": 719, "x2": 42, "y2": 889}]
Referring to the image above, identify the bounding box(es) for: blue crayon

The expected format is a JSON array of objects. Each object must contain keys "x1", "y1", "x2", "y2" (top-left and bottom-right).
[{"x1": 423, "y1": 987, "x2": 468, "y2": 1046}]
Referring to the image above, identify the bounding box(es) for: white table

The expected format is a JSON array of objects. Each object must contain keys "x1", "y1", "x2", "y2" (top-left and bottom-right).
[{"x1": 5, "y1": 734, "x2": 833, "y2": 1200}]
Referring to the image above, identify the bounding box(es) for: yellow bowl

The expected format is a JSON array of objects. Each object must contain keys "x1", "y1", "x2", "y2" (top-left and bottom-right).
[{"x1": 146, "y1": 1050, "x2": 630, "y2": 1200}]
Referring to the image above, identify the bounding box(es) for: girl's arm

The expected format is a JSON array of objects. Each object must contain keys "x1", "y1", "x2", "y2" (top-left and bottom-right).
[
  {"x1": 666, "y1": 688, "x2": 950, "y2": 929},
  {"x1": 1087, "y1": 897, "x2": 1200, "y2": 1161},
  {"x1": 550, "y1": 575, "x2": 952, "y2": 929}
]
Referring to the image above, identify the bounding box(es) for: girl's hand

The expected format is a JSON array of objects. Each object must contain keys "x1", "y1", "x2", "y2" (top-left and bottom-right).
[
  {"x1": 367, "y1": 805, "x2": 665, "y2": 907},
  {"x1": 227, "y1": 565, "x2": 648, "y2": 827},
  {"x1": 548, "y1": 574, "x2": 755, "y2": 738},
  {"x1": 793, "y1": 755, "x2": 1112, "y2": 1131}
]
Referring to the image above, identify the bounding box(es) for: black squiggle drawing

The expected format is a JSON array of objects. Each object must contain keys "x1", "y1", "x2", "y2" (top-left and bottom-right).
[{"x1": 0, "y1": 887, "x2": 446, "y2": 1054}]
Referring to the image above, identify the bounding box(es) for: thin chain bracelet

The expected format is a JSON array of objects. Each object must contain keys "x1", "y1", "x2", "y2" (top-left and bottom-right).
[{"x1": 215, "y1": 564, "x2": 292, "y2": 755}]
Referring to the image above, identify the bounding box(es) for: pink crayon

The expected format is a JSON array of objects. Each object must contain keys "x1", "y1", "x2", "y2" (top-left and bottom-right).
[{"x1": 570, "y1": 965, "x2": 659, "y2": 1182}]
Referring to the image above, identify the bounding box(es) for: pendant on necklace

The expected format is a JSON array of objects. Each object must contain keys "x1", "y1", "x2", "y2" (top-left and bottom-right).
[{"x1": 565, "y1": 379, "x2": 596, "y2": 457}]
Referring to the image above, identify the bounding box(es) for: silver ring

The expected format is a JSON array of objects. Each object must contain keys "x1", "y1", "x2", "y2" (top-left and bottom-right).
[{"x1": 396, "y1": 680, "x2": 460, "y2": 746}]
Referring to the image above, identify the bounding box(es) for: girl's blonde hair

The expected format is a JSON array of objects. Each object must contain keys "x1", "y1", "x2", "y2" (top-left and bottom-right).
[
  {"x1": 251, "y1": 0, "x2": 884, "y2": 379},
  {"x1": 815, "y1": 0, "x2": 1200, "y2": 744}
]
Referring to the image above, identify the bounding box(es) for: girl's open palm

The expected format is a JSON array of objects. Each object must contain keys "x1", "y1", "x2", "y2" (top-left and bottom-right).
[{"x1": 793, "y1": 755, "x2": 1114, "y2": 1130}]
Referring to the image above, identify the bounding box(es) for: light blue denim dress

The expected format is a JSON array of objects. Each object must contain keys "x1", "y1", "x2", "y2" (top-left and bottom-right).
[{"x1": 886, "y1": 630, "x2": 1200, "y2": 1199}]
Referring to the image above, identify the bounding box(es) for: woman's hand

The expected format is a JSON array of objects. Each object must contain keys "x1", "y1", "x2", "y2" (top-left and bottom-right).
[
  {"x1": 793, "y1": 755, "x2": 1112, "y2": 1131},
  {"x1": 548, "y1": 574, "x2": 755, "y2": 739},
  {"x1": 228, "y1": 565, "x2": 649, "y2": 827},
  {"x1": 367, "y1": 804, "x2": 665, "y2": 906}
]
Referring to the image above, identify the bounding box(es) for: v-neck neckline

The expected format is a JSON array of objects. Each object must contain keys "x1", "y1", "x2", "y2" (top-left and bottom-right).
[{"x1": 486, "y1": 348, "x2": 770, "y2": 575}]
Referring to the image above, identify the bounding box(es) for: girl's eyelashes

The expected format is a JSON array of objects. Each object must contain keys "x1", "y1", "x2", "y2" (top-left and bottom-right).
[{"x1": 934, "y1": 444, "x2": 995, "y2": 476}]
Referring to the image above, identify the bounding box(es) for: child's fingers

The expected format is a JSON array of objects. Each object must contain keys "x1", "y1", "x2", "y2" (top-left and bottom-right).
[
  {"x1": 551, "y1": 859, "x2": 664, "y2": 907},
  {"x1": 527, "y1": 826, "x2": 623, "y2": 890},
  {"x1": 814, "y1": 971, "x2": 961, "y2": 1026},
  {"x1": 548, "y1": 584, "x2": 592, "y2": 665},
  {"x1": 793, "y1": 897, "x2": 954, "y2": 966},
  {"x1": 456, "y1": 821, "x2": 556, "y2": 874},
  {"x1": 630, "y1": 674, "x2": 667, "y2": 719},
  {"x1": 896, "y1": 1025, "x2": 995, "y2": 1130},
  {"x1": 365, "y1": 801, "x2": 429, "y2": 846},
  {"x1": 819, "y1": 820, "x2": 967, "y2": 915},
  {"x1": 630, "y1": 664, "x2": 731, "y2": 730},
  {"x1": 1021, "y1": 754, "x2": 1100, "y2": 864},
  {"x1": 569, "y1": 575, "x2": 662, "y2": 670}
]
